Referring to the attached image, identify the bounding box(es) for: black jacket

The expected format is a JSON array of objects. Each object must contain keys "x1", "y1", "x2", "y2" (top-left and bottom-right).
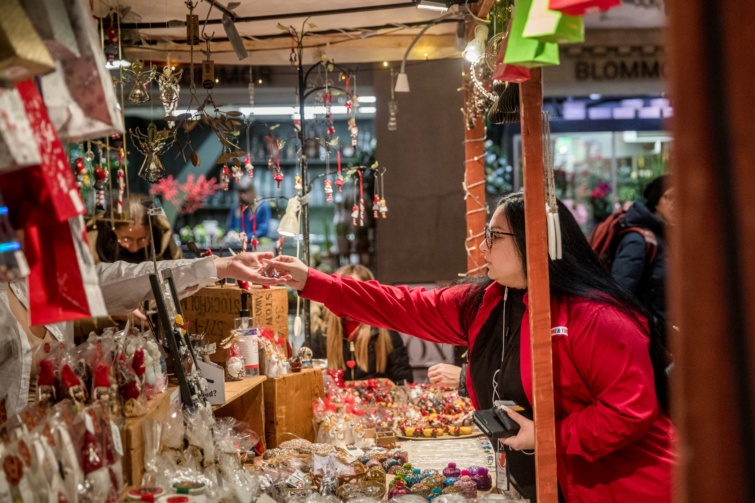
[
  {"x1": 611, "y1": 202, "x2": 667, "y2": 341},
  {"x1": 310, "y1": 327, "x2": 414, "y2": 384}
]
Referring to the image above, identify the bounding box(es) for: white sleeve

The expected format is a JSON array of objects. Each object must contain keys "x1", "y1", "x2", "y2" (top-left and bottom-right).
[{"x1": 95, "y1": 258, "x2": 218, "y2": 315}]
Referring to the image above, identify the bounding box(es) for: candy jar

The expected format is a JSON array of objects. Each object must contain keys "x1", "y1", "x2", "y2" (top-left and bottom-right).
[
  {"x1": 410, "y1": 482, "x2": 431, "y2": 498},
  {"x1": 442, "y1": 462, "x2": 461, "y2": 478},
  {"x1": 405, "y1": 468, "x2": 424, "y2": 487},
  {"x1": 454, "y1": 471, "x2": 478, "y2": 499},
  {"x1": 388, "y1": 481, "x2": 411, "y2": 499},
  {"x1": 428, "y1": 487, "x2": 444, "y2": 501},
  {"x1": 473, "y1": 466, "x2": 492, "y2": 491}
]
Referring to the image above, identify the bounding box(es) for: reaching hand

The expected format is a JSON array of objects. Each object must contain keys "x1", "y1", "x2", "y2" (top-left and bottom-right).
[
  {"x1": 214, "y1": 252, "x2": 291, "y2": 285},
  {"x1": 264, "y1": 255, "x2": 309, "y2": 290},
  {"x1": 500, "y1": 407, "x2": 535, "y2": 451},
  {"x1": 427, "y1": 363, "x2": 462, "y2": 389}
]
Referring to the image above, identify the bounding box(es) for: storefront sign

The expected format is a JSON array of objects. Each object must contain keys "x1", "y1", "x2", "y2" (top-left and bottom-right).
[{"x1": 575, "y1": 58, "x2": 665, "y2": 81}]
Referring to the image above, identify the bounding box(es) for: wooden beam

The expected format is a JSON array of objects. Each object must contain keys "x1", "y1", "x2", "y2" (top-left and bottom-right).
[
  {"x1": 666, "y1": 0, "x2": 755, "y2": 501},
  {"x1": 463, "y1": 94, "x2": 487, "y2": 276},
  {"x1": 474, "y1": 0, "x2": 496, "y2": 19},
  {"x1": 519, "y1": 68, "x2": 558, "y2": 503}
]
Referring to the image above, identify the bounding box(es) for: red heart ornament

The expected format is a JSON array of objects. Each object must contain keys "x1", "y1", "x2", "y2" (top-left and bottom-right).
[{"x1": 346, "y1": 360, "x2": 356, "y2": 369}]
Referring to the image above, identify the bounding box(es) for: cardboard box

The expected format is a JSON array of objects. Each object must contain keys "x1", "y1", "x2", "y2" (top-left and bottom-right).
[
  {"x1": 180, "y1": 284, "x2": 289, "y2": 366},
  {"x1": 263, "y1": 368, "x2": 324, "y2": 448}
]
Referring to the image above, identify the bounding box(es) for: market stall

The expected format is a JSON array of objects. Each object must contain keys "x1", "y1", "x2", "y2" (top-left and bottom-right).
[{"x1": 0, "y1": 0, "x2": 676, "y2": 501}]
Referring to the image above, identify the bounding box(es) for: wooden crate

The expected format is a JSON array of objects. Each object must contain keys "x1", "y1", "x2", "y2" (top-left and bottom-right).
[
  {"x1": 213, "y1": 376, "x2": 267, "y2": 448},
  {"x1": 121, "y1": 387, "x2": 180, "y2": 486},
  {"x1": 263, "y1": 368, "x2": 324, "y2": 448},
  {"x1": 180, "y1": 284, "x2": 289, "y2": 366}
]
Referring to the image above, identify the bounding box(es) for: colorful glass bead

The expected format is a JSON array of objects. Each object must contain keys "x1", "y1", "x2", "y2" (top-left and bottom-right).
[
  {"x1": 410, "y1": 482, "x2": 431, "y2": 498},
  {"x1": 405, "y1": 468, "x2": 424, "y2": 487},
  {"x1": 428, "y1": 487, "x2": 444, "y2": 501},
  {"x1": 387, "y1": 481, "x2": 411, "y2": 499}
]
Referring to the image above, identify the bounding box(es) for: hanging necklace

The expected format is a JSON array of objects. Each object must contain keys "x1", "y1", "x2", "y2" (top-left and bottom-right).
[{"x1": 492, "y1": 287, "x2": 509, "y2": 403}]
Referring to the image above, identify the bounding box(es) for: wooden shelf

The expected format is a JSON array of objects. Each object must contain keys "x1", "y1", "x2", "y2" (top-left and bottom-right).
[
  {"x1": 213, "y1": 376, "x2": 267, "y2": 449},
  {"x1": 213, "y1": 375, "x2": 266, "y2": 409}
]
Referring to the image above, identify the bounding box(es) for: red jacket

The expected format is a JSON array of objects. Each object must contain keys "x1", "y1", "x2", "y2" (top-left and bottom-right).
[{"x1": 302, "y1": 269, "x2": 675, "y2": 502}]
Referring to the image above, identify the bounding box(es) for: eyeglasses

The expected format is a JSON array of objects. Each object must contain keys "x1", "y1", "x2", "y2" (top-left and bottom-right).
[{"x1": 484, "y1": 225, "x2": 515, "y2": 249}]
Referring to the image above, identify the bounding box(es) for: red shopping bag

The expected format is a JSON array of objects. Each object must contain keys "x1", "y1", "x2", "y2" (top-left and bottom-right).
[
  {"x1": 25, "y1": 216, "x2": 106, "y2": 326},
  {"x1": 548, "y1": 0, "x2": 620, "y2": 15},
  {"x1": 492, "y1": 22, "x2": 531, "y2": 83}
]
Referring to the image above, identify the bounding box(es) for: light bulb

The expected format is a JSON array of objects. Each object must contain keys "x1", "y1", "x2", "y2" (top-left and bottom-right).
[{"x1": 462, "y1": 24, "x2": 489, "y2": 63}]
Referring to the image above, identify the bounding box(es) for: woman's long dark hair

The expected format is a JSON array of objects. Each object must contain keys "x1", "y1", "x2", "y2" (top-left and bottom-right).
[{"x1": 458, "y1": 192, "x2": 669, "y2": 413}]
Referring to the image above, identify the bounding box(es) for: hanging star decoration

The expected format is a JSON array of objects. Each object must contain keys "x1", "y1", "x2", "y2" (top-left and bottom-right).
[{"x1": 129, "y1": 122, "x2": 176, "y2": 183}]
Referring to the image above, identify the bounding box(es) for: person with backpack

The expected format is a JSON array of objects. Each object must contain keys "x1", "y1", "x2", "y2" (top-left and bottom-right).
[
  {"x1": 266, "y1": 192, "x2": 674, "y2": 503},
  {"x1": 611, "y1": 176, "x2": 673, "y2": 349}
]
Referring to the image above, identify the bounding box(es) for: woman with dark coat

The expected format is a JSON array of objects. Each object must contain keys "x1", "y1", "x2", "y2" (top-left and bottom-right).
[
  {"x1": 310, "y1": 264, "x2": 414, "y2": 385},
  {"x1": 612, "y1": 176, "x2": 673, "y2": 348}
]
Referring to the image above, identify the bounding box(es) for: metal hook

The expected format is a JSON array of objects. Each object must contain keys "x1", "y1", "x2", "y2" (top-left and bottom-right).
[{"x1": 201, "y1": 0, "x2": 216, "y2": 41}]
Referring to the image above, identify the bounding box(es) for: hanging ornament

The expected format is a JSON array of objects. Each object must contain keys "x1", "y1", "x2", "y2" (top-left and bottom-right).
[
  {"x1": 222, "y1": 166, "x2": 231, "y2": 191},
  {"x1": 294, "y1": 175, "x2": 303, "y2": 193},
  {"x1": 231, "y1": 164, "x2": 243, "y2": 184},
  {"x1": 324, "y1": 179, "x2": 333, "y2": 203},
  {"x1": 123, "y1": 61, "x2": 156, "y2": 104},
  {"x1": 74, "y1": 157, "x2": 87, "y2": 189},
  {"x1": 245, "y1": 155, "x2": 253, "y2": 178},
  {"x1": 379, "y1": 168, "x2": 388, "y2": 218},
  {"x1": 248, "y1": 78, "x2": 255, "y2": 110},
  {"x1": 158, "y1": 66, "x2": 183, "y2": 123},
  {"x1": 388, "y1": 100, "x2": 398, "y2": 131},
  {"x1": 130, "y1": 123, "x2": 175, "y2": 183},
  {"x1": 351, "y1": 204, "x2": 359, "y2": 226},
  {"x1": 335, "y1": 150, "x2": 344, "y2": 192},
  {"x1": 250, "y1": 235, "x2": 259, "y2": 251},
  {"x1": 186, "y1": 2, "x2": 200, "y2": 46},
  {"x1": 344, "y1": 75, "x2": 352, "y2": 112},
  {"x1": 103, "y1": 25, "x2": 119, "y2": 64},
  {"x1": 274, "y1": 171, "x2": 284, "y2": 189},
  {"x1": 357, "y1": 169, "x2": 365, "y2": 226},
  {"x1": 239, "y1": 204, "x2": 248, "y2": 253},
  {"x1": 373, "y1": 194, "x2": 380, "y2": 219},
  {"x1": 94, "y1": 166, "x2": 108, "y2": 210},
  {"x1": 348, "y1": 117, "x2": 358, "y2": 148},
  {"x1": 267, "y1": 136, "x2": 283, "y2": 189},
  {"x1": 289, "y1": 27, "x2": 298, "y2": 66},
  {"x1": 116, "y1": 151, "x2": 125, "y2": 216}
]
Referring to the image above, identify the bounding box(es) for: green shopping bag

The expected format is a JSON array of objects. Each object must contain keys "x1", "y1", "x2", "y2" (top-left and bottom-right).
[
  {"x1": 503, "y1": 0, "x2": 560, "y2": 68},
  {"x1": 523, "y1": 0, "x2": 584, "y2": 44}
]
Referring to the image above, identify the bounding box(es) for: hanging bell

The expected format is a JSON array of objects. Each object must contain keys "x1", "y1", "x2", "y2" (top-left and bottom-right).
[
  {"x1": 202, "y1": 59, "x2": 215, "y2": 89},
  {"x1": 138, "y1": 153, "x2": 167, "y2": 183},
  {"x1": 186, "y1": 14, "x2": 200, "y2": 45}
]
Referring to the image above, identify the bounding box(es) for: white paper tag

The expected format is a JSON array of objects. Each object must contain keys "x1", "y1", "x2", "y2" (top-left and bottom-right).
[
  {"x1": 110, "y1": 420, "x2": 123, "y2": 457},
  {"x1": 343, "y1": 445, "x2": 364, "y2": 463},
  {"x1": 197, "y1": 360, "x2": 226, "y2": 406},
  {"x1": 496, "y1": 440, "x2": 510, "y2": 491}
]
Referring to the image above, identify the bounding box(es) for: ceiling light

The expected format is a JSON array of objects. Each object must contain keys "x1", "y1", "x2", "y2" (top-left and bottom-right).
[
  {"x1": 463, "y1": 24, "x2": 489, "y2": 63},
  {"x1": 106, "y1": 59, "x2": 131, "y2": 69},
  {"x1": 395, "y1": 72, "x2": 410, "y2": 93}
]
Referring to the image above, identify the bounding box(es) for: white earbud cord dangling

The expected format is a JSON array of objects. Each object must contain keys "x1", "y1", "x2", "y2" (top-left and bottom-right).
[{"x1": 492, "y1": 287, "x2": 509, "y2": 403}]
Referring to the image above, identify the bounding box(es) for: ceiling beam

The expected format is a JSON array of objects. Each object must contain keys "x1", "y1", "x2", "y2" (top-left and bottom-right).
[{"x1": 119, "y1": 2, "x2": 417, "y2": 30}]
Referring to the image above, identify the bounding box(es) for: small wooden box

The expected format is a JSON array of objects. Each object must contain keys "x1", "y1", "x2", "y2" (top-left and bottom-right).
[
  {"x1": 263, "y1": 368, "x2": 324, "y2": 448},
  {"x1": 213, "y1": 376, "x2": 267, "y2": 448},
  {"x1": 180, "y1": 284, "x2": 289, "y2": 366}
]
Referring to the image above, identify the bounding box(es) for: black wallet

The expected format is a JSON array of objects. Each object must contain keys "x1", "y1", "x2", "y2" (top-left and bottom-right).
[{"x1": 473, "y1": 408, "x2": 520, "y2": 439}]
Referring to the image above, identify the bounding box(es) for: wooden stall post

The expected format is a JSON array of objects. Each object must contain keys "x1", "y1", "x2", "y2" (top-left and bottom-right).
[
  {"x1": 666, "y1": 0, "x2": 755, "y2": 500},
  {"x1": 519, "y1": 68, "x2": 558, "y2": 503}
]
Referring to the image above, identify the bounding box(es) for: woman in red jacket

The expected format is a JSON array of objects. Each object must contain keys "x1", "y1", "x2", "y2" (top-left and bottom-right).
[{"x1": 268, "y1": 192, "x2": 675, "y2": 502}]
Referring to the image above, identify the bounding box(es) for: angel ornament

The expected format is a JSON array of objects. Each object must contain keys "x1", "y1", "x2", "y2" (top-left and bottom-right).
[
  {"x1": 130, "y1": 122, "x2": 175, "y2": 183},
  {"x1": 158, "y1": 66, "x2": 183, "y2": 124},
  {"x1": 123, "y1": 61, "x2": 156, "y2": 105}
]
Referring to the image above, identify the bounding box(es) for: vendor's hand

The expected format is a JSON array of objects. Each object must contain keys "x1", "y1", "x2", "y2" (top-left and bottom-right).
[
  {"x1": 427, "y1": 363, "x2": 462, "y2": 389},
  {"x1": 215, "y1": 252, "x2": 290, "y2": 285},
  {"x1": 500, "y1": 408, "x2": 535, "y2": 451},
  {"x1": 264, "y1": 255, "x2": 309, "y2": 291}
]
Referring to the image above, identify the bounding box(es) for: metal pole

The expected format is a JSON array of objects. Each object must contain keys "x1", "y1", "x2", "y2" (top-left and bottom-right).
[{"x1": 297, "y1": 41, "x2": 312, "y2": 348}]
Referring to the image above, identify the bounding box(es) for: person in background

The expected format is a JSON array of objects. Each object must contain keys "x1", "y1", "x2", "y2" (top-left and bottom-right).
[
  {"x1": 268, "y1": 192, "x2": 674, "y2": 502},
  {"x1": 612, "y1": 175, "x2": 673, "y2": 349},
  {"x1": 310, "y1": 264, "x2": 414, "y2": 385},
  {"x1": 226, "y1": 177, "x2": 271, "y2": 238},
  {"x1": 93, "y1": 194, "x2": 182, "y2": 264}
]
